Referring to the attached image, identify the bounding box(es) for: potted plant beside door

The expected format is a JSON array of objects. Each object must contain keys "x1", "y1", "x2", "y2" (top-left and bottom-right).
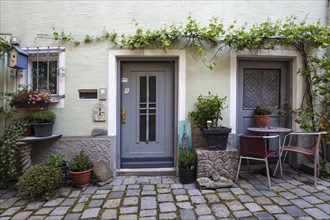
[
  {"x1": 31, "y1": 110, "x2": 56, "y2": 137},
  {"x1": 189, "y1": 92, "x2": 231, "y2": 150},
  {"x1": 254, "y1": 102, "x2": 273, "y2": 128},
  {"x1": 178, "y1": 148, "x2": 196, "y2": 184},
  {"x1": 69, "y1": 151, "x2": 93, "y2": 187}
]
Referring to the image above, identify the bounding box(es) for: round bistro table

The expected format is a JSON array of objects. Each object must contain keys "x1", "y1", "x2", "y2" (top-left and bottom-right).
[{"x1": 247, "y1": 127, "x2": 292, "y2": 134}]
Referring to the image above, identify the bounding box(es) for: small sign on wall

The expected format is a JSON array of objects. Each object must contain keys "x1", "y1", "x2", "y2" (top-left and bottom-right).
[
  {"x1": 178, "y1": 120, "x2": 192, "y2": 151},
  {"x1": 93, "y1": 103, "x2": 106, "y2": 122}
]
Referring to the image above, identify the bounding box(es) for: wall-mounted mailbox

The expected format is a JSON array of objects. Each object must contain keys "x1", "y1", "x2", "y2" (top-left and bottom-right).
[
  {"x1": 79, "y1": 89, "x2": 97, "y2": 99},
  {"x1": 7, "y1": 45, "x2": 28, "y2": 69}
]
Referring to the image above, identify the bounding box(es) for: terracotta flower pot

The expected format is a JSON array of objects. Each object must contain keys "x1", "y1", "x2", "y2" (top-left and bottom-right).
[
  {"x1": 69, "y1": 168, "x2": 93, "y2": 187},
  {"x1": 23, "y1": 124, "x2": 34, "y2": 136},
  {"x1": 254, "y1": 115, "x2": 270, "y2": 128}
]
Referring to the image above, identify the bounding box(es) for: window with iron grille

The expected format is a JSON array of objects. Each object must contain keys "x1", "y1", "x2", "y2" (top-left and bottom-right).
[
  {"x1": 15, "y1": 47, "x2": 66, "y2": 105},
  {"x1": 26, "y1": 47, "x2": 65, "y2": 97},
  {"x1": 31, "y1": 58, "x2": 58, "y2": 94}
]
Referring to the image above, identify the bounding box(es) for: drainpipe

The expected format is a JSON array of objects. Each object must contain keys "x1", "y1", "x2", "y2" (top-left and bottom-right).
[{"x1": 0, "y1": 50, "x2": 6, "y2": 135}]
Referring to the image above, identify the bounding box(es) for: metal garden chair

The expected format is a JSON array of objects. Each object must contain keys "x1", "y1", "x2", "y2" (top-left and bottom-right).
[
  {"x1": 235, "y1": 135, "x2": 281, "y2": 190},
  {"x1": 273, "y1": 131, "x2": 327, "y2": 186}
]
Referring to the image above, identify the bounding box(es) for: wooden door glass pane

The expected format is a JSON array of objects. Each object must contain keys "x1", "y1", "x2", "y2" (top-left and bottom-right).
[
  {"x1": 139, "y1": 115, "x2": 146, "y2": 142},
  {"x1": 139, "y1": 75, "x2": 157, "y2": 143}
]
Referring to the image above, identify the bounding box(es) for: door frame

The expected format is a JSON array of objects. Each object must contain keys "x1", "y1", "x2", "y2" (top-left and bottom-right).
[
  {"x1": 108, "y1": 50, "x2": 186, "y2": 172},
  {"x1": 229, "y1": 49, "x2": 304, "y2": 148}
]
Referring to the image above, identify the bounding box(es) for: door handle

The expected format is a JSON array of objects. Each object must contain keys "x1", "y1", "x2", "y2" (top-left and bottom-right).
[{"x1": 121, "y1": 108, "x2": 126, "y2": 124}]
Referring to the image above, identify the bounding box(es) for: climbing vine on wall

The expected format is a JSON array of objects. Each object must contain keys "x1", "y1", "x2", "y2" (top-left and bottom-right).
[
  {"x1": 0, "y1": 118, "x2": 30, "y2": 188},
  {"x1": 52, "y1": 16, "x2": 330, "y2": 141},
  {"x1": 0, "y1": 36, "x2": 11, "y2": 58}
]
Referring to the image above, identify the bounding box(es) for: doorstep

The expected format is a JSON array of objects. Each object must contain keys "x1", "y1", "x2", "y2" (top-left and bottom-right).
[
  {"x1": 116, "y1": 167, "x2": 176, "y2": 176},
  {"x1": 300, "y1": 162, "x2": 330, "y2": 175}
]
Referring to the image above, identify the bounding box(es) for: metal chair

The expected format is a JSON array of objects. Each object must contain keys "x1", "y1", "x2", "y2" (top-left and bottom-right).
[
  {"x1": 235, "y1": 135, "x2": 281, "y2": 190},
  {"x1": 273, "y1": 131, "x2": 327, "y2": 186}
]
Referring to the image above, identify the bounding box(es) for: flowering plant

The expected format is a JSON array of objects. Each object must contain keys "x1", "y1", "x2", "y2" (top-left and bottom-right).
[
  {"x1": 10, "y1": 84, "x2": 51, "y2": 107},
  {"x1": 28, "y1": 90, "x2": 51, "y2": 104},
  {"x1": 254, "y1": 102, "x2": 273, "y2": 115}
]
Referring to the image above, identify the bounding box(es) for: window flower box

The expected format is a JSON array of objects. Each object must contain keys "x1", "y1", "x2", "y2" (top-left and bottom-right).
[{"x1": 10, "y1": 84, "x2": 51, "y2": 109}]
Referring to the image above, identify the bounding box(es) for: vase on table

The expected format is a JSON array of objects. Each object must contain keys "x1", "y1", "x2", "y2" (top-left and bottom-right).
[{"x1": 254, "y1": 115, "x2": 270, "y2": 128}]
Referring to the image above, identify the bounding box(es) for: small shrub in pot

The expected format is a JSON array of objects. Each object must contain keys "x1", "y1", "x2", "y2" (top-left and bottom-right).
[
  {"x1": 32, "y1": 110, "x2": 56, "y2": 123},
  {"x1": 31, "y1": 110, "x2": 56, "y2": 137},
  {"x1": 69, "y1": 151, "x2": 93, "y2": 187},
  {"x1": 49, "y1": 153, "x2": 68, "y2": 183},
  {"x1": 189, "y1": 92, "x2": 231, "y2": 150},
  {"x1": 178, "y1": 149, "x2": 196, "y2": 184}
]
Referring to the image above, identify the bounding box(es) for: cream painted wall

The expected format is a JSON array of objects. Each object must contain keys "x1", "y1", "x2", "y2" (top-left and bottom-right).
[{"x1": 0, "y1": 0, "x2": 328, "y2": 136}]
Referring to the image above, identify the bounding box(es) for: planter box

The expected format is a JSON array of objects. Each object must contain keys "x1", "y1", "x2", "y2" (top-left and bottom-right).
[
  {"x1": 32, "y1": 122, "x2": 54, "y2": 137},
  {"x1": 202, "y1": 127, "x2": 232, "y2": 150},
  {"x1": 14, "y1": 102, "x2": 49, "y2": 109}
]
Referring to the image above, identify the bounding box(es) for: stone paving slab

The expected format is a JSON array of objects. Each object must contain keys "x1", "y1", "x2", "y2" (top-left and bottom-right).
[{"x1": 0, "y1": 168, "x2": 329, "y2": 219}]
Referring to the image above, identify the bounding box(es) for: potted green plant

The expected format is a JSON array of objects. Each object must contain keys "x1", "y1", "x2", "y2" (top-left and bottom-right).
[
  {"x1": 178, "y1": 148, "x2": 196, "y2": 184},
  {"x1": 254, "y1": 102, "x2": 273, "y2": 128},
  {"x1": 189, "y1": 92, "x2": 231, "y2": 150},
  {"x1": 49, "y1": 153, "x2": 69, "y2": 184},
  {"x1": 31, "y1": 110, "x2": 56, "y2": 137},
  {"x1": 69, "y1": 151, "x2": 93, "y2": 187}
]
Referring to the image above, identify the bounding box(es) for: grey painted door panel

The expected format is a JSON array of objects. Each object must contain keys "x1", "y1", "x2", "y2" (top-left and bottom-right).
[
  {"x1": 237, "y1": 60, "x2": 291, "y2": 150},
  {"x1": 121, "y1": 62, "x2": 174, "y2": 167}
]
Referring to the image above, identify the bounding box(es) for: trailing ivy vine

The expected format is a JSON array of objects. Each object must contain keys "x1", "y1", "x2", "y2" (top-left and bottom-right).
[
  {"x1": 0, "y1": 118, "x2": 30, "y2": 188},
  {"x1": 52, "y1": 16, "x2": 330, "y2": 140},
  {"x1": 0, "y1": 36, "x2": 11, "y2": 58}
]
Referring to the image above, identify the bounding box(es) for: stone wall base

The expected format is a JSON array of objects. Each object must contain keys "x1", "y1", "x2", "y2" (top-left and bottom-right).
[
  {"x1": 31, "y1": 136, "x2": 113, "y2": 169},
  {"x1": 196, "y1": 148, "x2": 239, "y2": 180}
]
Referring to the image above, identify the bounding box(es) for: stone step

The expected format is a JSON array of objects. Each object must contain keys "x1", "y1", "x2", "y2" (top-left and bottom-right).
[{"x1": 116, "y1": 167, "x2": 176, "y2": 176}]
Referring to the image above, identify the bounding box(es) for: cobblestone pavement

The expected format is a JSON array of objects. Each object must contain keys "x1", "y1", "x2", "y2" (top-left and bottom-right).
[{"x1": 0, "y1": 168, "x2": 329, "y2": 220}]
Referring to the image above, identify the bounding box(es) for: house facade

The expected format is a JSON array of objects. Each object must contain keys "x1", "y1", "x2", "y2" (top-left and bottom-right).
[{"x1": 1, "y1": 1, "x2": 329, "y2": 175}]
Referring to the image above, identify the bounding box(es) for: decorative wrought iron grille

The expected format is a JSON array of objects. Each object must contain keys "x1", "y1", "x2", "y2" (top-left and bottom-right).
[
  {"x1": 10, "y1": 46, "x2": 65, "y2": 96},
  {"x1": 28, "y1": 47, "x2": 65, "y2": 95},
  {"x1": 243, "y1": 68, "x2": 280, "y2": 109}
]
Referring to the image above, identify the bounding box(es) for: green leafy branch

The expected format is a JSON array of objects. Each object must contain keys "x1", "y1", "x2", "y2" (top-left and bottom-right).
[
  {"x1": 50, "y1": 15, "x2": 330, "y2": 138},
  {"x1": 0, "y1": 36, "x2": 11, "y2": 58}
]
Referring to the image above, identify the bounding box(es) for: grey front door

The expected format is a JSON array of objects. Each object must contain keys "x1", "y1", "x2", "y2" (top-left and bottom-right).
[
  {"x1": 237, "y1": 60, "x2": 291, "y2": 139},
  {"x1": 121, "y1": 62, "x2": 174, "y2": 168}
]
